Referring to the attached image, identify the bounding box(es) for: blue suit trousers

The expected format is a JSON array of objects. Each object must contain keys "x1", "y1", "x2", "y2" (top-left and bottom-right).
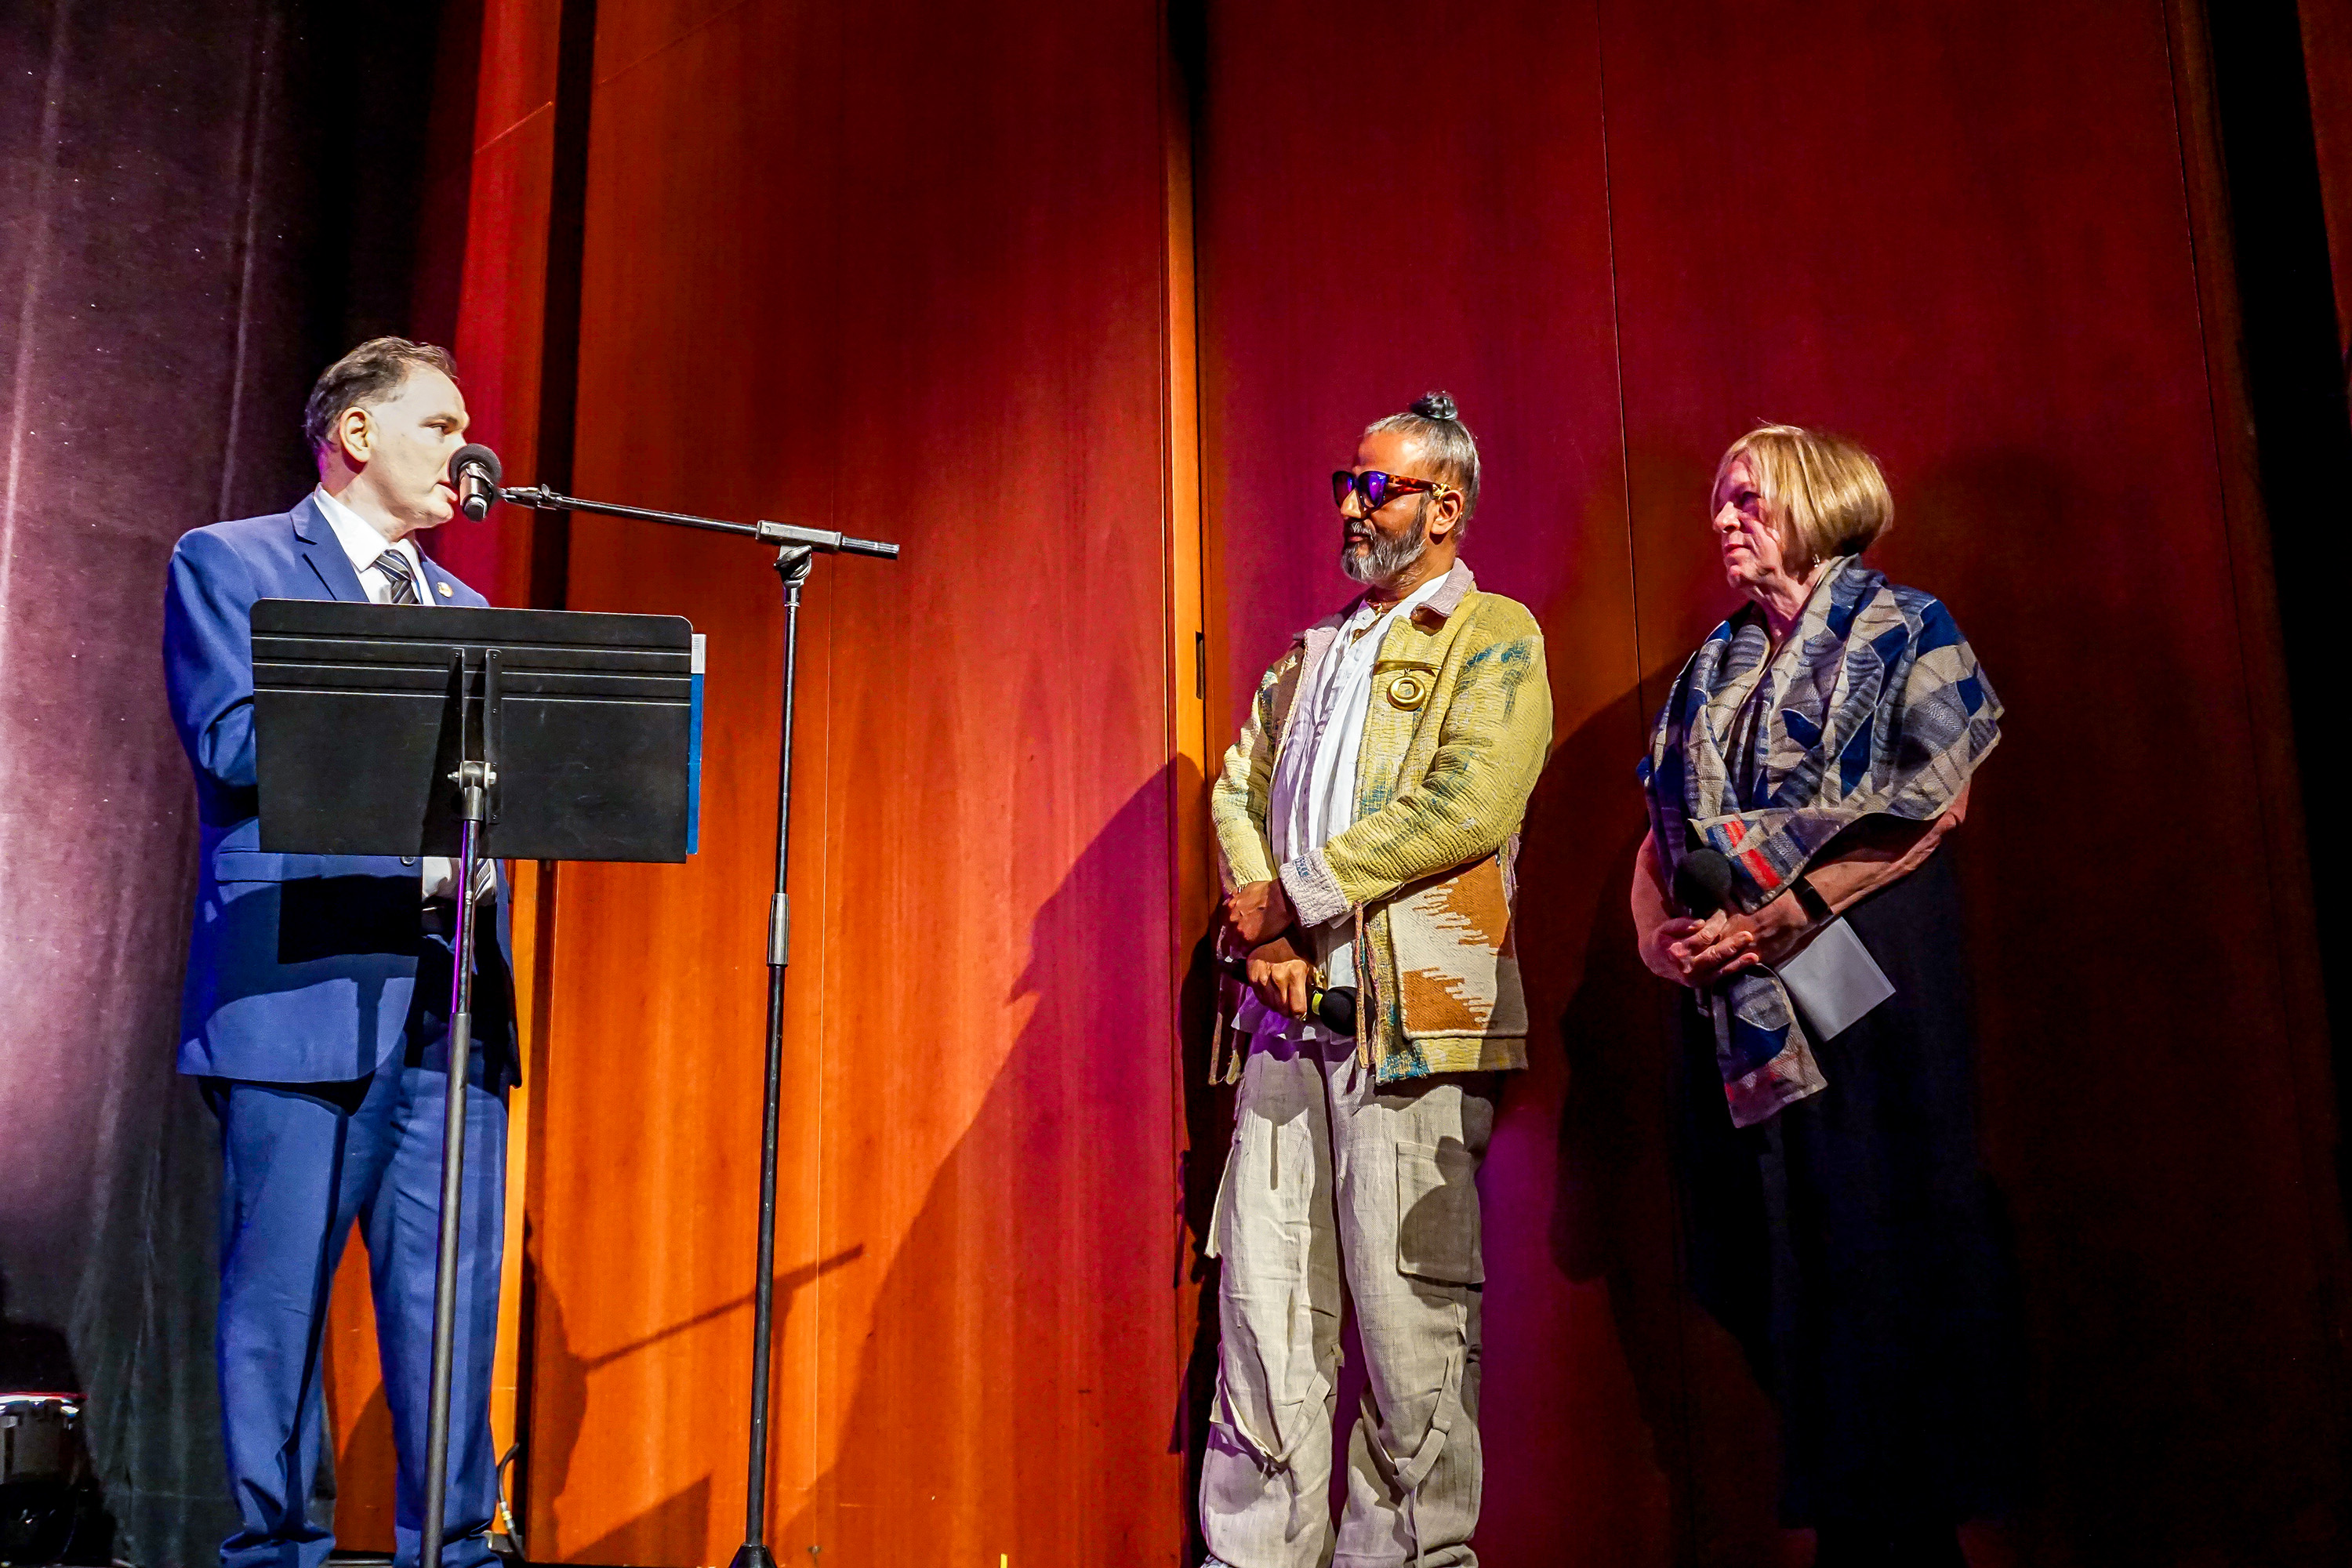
[{"x1": 208, "y1": 1033, "x2": 506, "y2": 1568}]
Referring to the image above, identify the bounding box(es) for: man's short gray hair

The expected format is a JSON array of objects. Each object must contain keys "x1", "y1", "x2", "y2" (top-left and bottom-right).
[
  {"x1": 1364, "y1": 390, "x2": 1480, "y2": 532},
  {"x1": 303, "y1": 336, "x2": 457, "y2": 457}
]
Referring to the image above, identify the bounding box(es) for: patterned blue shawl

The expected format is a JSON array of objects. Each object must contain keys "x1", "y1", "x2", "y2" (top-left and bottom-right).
[{"x1": 1639, "y1": 556, "x2": 2002, "y2": 1126}]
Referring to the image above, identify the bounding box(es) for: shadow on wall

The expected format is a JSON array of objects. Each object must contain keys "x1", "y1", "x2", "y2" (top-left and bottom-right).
[
  {"x1": 503, "y1": 518, "x2": 2337, "y2": 1567},
  {"x1": 330, "y1": 1311, "x2": 395, "y2": 1552},
  {"x1": 1177, "y1": 931, "x2": 1235, "y2": 1567},
  {"x1": 1169, "y1": 675, "x2": 1702, "y2": 1566},
  {"x1": 571, "y1": 1476, "x2": 712, "y2": 1568},
  {"x1": 1157, "y1": 672, "x2": 1794, "y2": 1566},
  {"x1": 1528, "y1": 676, "x2": 2042, "y2": 1568},
  {"x1": 1522, "y1": 681, "x2": 1795, "y2": 1568},
  {"x1": 516, "y1": 1239, "x2": 865, "y2": 1563},
  {"x1": 765, "y1": 771, "x2": 1195, "y2": 1566}
]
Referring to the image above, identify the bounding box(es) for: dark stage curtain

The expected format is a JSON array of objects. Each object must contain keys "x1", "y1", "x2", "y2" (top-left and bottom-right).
[{"x1": 0, "y1": 5, "x2": 459, "y2": 1563}]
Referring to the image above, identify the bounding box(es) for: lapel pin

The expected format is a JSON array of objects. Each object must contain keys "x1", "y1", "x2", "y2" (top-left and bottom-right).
[{"x1": 437, "y1": 581, "x2": 453, "y2": 598}]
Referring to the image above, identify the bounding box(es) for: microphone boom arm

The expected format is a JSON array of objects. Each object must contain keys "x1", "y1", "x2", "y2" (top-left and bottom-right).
[
  {"x1": 498, "y1": 482, "x2": 901, "y2": 559},
  {"x1": 428, "y1": 455, "x2": 902, "y2": 1568},
  {"x1": 483, "y1": 473, "x2": 895, "y2": 1568}
]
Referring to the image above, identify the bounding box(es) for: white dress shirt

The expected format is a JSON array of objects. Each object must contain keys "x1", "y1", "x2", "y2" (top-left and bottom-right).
[
  {"x1": 314, "y1": 485, "x2": 430, "y2": 606},
  {"x1": 1250, "y1": 571, "x2": 1447, "y2": 1038},
  {"x1": 311, "y1": 487, "x2": 471, "y2": 902}
]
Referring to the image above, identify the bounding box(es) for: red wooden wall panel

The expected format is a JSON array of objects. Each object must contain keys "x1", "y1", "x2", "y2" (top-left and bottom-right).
[
  {"x1": 1600, "y1": 2, "x2": 2349, "y2": 1559},
  {"x1": 420, "y1": 0, "x2": 2352, "y2": 1561},
  {"x1": 1193, "y1": 5, "x2": 1689, "y2": 1563},
  {"x1": 429, "y1": 0, "x2": 565, "y2": 607},
  {"x1": 796, "y1": 2, "x2": 1183, "y2": 1555},
  {"x1": 1196, "y1": 0, "x2": 2351, "y2": 1563},
  {"x1": 517, "y1": 0, "x2": 1191, "y2": 1562},
  {"x1": 533, "y1": 6, "x2": 846, "y2": 1557}
]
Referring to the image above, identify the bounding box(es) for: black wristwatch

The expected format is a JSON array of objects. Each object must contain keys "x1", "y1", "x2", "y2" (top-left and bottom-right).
[{"x1": 1791, "y1": 873, "x2": 1833, "y2": 925}]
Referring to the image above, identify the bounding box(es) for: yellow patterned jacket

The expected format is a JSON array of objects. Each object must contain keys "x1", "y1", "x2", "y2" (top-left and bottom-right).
[{"x1": 1210, "y1": 560, "x2": 1552, "y2": 1083}]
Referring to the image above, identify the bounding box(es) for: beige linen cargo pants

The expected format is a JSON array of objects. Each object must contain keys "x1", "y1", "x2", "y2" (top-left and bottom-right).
[{"x1": 1200, "y1": 1022, "x2": 1496, "y2": 1568}]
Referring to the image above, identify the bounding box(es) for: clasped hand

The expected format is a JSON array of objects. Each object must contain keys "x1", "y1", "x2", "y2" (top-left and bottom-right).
[
  {"x1": 1645, "y1": 911, "x2": 1756, "y2": 987},
  {"x1": 1225, "y1": 878, "x2": 1293, "y2": 947},
  {"x1": 1222, "y1": 880, "x2": 1314, "y2": 1019},
  {"x1": 1643, "y1": 906, "x2": 1792, "y2": 989}
]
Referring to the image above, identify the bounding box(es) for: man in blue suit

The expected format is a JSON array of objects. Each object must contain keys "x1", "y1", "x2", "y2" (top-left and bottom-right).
[{"x1": 164, "y1": 337, "x2": 517, "y2": 1568}]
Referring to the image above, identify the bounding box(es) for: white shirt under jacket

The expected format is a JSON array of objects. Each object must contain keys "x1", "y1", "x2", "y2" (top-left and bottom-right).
[
  {"x1": 312, "y1": 485, "x2": 473, "y2": 903},
  {"x1": 1243, "y1": 571, "x2": 1448, "y2": 1041}
]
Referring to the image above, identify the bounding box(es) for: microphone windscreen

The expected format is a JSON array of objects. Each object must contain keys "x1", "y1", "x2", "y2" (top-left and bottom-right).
[
  {"x1": 1212, "y1": 952, "x2": 1358, "y2": 1039},
  {"x1": 1316, "y1": 987, "x2": 1358, "y2": 1038},
  {"x1": 1671, "y1": 848, "x2": 1737, "y2": 916},
  {"x1": 448, "y1": 443, "x2": 503, "y2": 488}
]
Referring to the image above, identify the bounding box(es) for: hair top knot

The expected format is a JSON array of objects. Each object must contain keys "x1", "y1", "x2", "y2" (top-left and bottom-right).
[{"x1": 1363, "y1": 391, "x2": 1481, "y2": 532}]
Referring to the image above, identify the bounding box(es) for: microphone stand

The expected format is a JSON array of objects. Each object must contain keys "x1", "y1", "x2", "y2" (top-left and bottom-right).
[
  {"x1": 482, "y1": 484, "x2": 899, "y2": 1568},
  {"x1": 419, "y1": 652, "x2": 498, "y2": 1568}
]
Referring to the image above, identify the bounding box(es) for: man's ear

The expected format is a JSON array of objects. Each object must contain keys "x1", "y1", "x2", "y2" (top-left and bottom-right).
[
  {"x1": 1428, "y1": 488, "x2": 1465, "y2": 543},
  {"x1": 334, "y1": 405, "x2": 374, "y2": 469}
]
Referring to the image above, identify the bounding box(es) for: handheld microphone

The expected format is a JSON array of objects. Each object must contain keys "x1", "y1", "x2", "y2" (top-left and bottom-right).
[
  {"x1": 1671, "y1": 847, "x2": 1737, "y2": 917},
  {"x1": 1670, "y1": 847, "x2": 1774, "y2": 997},
  {"x1": 448, "y1": 444, "x2": 504, "y2": 522},
  {"x1": 1214, "y1": 952, "x2": 1359, "y2": 1038}
]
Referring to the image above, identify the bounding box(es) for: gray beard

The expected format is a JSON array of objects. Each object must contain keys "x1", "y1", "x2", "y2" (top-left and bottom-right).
[{"x1": 1340, "y1": 503, "x2": 1430, "y2": 586}]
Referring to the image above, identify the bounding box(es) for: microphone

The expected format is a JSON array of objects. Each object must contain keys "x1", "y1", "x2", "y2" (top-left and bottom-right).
[
  {"x1": 1672, "y1": 848, "x2": 1737, "y2": 917},
  {"x1": 448, "y1": 444, "x2": 504, "y2": 521},
  {"x1": 1214, "y1": 952, "x2": 1359, "y2": 1038}
]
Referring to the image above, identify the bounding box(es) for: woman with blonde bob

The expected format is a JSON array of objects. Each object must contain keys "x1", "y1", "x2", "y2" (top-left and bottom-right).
[{"x1": 1631, "y1": 426, "x2": 2026, "y2": 1566}]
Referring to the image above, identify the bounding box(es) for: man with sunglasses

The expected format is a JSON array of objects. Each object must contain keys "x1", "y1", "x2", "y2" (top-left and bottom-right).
[{"x1": 1203, "y1": 392, "x2": 1552, "y2": 1568}]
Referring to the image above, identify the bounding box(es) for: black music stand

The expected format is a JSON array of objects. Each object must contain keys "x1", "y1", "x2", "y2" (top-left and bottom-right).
[{"x1": 252, "y1": 599, "x2": 696, "y2": 1568}]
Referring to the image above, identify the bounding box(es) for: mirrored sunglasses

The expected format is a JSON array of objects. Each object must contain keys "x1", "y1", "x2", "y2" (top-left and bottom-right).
[{"x1": 1331, "y1": 470, "x2": 1457, "y2": 511}]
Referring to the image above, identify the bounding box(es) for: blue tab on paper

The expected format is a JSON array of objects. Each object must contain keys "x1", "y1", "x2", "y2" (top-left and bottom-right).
[{"x1": 688, "y1": 632, "x2": 706, "y2": 855}]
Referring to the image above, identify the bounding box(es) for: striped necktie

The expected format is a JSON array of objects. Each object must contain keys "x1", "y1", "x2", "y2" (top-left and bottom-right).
[{"x1": 372, "y1": 549, "x2": 421, "y2": 605}]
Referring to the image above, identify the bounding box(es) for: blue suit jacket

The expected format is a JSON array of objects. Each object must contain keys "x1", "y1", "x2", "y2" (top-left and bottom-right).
[{"x1": 164, "y1": 495, "x2": 518, "y2": 1087}]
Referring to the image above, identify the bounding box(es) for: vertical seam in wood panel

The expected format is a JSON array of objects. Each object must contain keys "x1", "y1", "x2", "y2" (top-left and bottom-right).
[
  {"x1": 1593, "y1": 10, "x2": 1703, "y2": 1560},
  {"x1": 2297, "y1": 0, "x2": 2352, "y2": 358},
  {"x1": 493, "y1": 861, "x2": 541, "y2": 1494},
  {"x1": 418, "y1": 0, "x2": 530, "y2": 1491},
  {"x1": 528, "y1": 0, "x2": 600, "y2": 609},
  {"x1": 1160, "y1": 55, "x2": 1209, "y2": 1066},
  {"x1": 2158, "y1": 0, "x2": 2352, "y2": 1455},
  {"x1": 517, "y1": 0, "x2": 600, "y2": 1543},
  {"x1": 809, "y1": 12, "x2": 851, "y2": 1535},
  {"x1": 1593, "y1": 5, "x2": 1646, "y2": 717},
  {"x1": 805, "y1": 537, "x2": 836, "y2": 1537},
  {"x1": 1160, "y1": 0, "x2": 1211, "y2": 1545}
]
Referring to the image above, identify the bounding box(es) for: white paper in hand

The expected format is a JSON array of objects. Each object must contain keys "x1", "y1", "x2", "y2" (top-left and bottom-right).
[{"x1": 1777, "y1": 917, "x2": 1894, "y2": 1040}]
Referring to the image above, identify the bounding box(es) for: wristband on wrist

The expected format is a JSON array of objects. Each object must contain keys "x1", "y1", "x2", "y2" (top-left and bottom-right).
[{"x1": 1791, "y1": 873, "x2": 1833, "y2": 924}]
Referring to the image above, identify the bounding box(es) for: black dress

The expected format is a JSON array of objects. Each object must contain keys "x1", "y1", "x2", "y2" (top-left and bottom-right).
[{"x1": 1676, "y1": 847, "x2": 2030, "y2": 1544}]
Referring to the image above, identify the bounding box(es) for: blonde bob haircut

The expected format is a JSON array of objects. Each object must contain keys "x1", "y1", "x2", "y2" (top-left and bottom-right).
[{"x1": 1713, "y1": 424, "x2": 1893, "y2": 574}]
